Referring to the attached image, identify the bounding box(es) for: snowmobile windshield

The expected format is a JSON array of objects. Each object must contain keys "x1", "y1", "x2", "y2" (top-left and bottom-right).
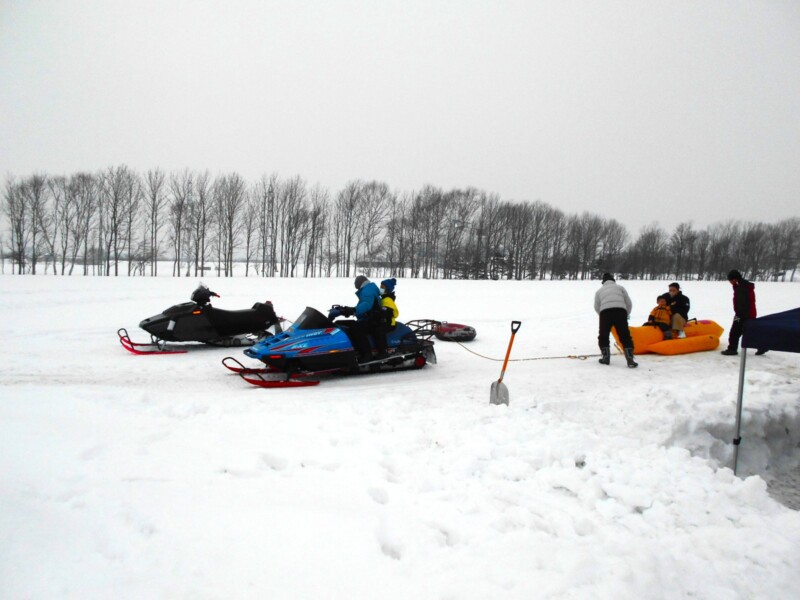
[
  {"x1": 191, "y1": 284, "x2": 213, "y2": 305},
  {"x1": 293, "y1": 307, "x2": 335, "y2": 330}
]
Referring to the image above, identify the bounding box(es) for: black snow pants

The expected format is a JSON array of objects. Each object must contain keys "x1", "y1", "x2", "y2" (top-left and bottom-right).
[
  {"x1": 727, "y1": 317, "x2": 748, "y2": 351},
  {"x1": 598, "y1": 307, "x2": 634, "y2": 350},
  {"x1": 347, "y1": 320, "x2": 387, "y2": 359}
]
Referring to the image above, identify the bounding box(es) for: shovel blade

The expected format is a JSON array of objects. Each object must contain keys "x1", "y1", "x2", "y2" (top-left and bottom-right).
[{"x1": 490, "y1": 380, "x2": 509, "y2": 405}]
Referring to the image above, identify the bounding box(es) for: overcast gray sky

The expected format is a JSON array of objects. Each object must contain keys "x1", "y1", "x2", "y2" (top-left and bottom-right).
[{"x1": 2, "y1": 0, "x2": 799, "y2": 234}]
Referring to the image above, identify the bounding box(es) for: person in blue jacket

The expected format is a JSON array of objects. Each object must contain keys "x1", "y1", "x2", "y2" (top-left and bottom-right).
[
  {"x1": 353, "y1": 274, "x2": 382, "y2": 322},
  {"x1": 333, "y1": 275, "x2": 385, "y2": 362}
]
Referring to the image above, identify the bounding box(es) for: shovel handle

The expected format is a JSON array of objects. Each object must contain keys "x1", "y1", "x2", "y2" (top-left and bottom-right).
[{"x1": 498, "y1": 321, "x2": 521, "y2": 383}]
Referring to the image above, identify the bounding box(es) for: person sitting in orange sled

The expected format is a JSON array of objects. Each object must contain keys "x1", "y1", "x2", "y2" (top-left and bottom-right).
[{"x1": 644, "y1": 294, "x2": 673, "y2": 340}]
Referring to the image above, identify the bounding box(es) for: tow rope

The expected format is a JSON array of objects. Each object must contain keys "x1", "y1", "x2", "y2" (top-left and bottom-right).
[{"x1": 450, "y1": 339, "x2": 602, "y2": 362}]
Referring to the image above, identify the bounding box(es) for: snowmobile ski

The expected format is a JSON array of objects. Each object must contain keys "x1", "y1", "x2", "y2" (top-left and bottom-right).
[
  {"x1": 239, "y1": 373, "x2": 322, "y2": 388},
  {"x1": 221, "y1": 356, "x2": 277, "y2": 375},
  {"x1": 118, "y1": 328, "x2": 188, "y2": 355}
]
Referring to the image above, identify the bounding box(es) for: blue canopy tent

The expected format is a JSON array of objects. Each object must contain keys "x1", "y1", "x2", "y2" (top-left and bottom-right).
[{"x1": 733, "y1": 307, "x2": 800, "y2": 474}]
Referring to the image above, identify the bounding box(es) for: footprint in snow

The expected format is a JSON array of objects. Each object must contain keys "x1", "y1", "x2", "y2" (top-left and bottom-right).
[
  {"x1": 368, "y1": 486, "x2": 389, "y2": 504},
  {"x1": 259, "y1": 452, "x2": 288, "y2": 471}
]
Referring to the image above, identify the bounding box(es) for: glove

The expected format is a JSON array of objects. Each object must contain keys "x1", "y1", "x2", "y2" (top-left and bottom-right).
[
  {"x1": 328, "y1": 308, "x2": 341, "y2": 320},
  {"x1": 341, "y1": 306, "x2": 355, "y2": 318}
]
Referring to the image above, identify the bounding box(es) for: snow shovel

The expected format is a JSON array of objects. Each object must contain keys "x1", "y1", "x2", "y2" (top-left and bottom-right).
[{"x1": 490, "y1": 321, "x2": 521, "y2": 405}]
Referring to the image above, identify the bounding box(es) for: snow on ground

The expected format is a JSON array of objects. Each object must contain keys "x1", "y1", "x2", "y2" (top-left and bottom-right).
[{"x1": 1, "y1": 275, "x2": 799, "y2": 600}]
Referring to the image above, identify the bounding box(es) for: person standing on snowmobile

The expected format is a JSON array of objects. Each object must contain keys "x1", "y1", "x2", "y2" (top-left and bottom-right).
[
  {"x1": 721, "y1": 269, "x2": 766, "y2": 356},
  {"x1": 594, "y1": 273, "x2": 637, "y2": 367}
]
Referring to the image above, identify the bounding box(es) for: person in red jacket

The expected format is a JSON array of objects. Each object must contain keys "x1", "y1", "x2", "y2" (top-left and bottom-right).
[{"x1": 721, "y1": 269, "x2": 767, "y2": 356}]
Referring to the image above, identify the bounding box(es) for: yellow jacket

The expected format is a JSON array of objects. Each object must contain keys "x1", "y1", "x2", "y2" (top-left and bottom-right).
[
  {"x1": 382, "y1": 295, "x2": 399, "y2": 327},
  {"x1": 648, "y1": 305, "x2": 672, "y2": 328}
]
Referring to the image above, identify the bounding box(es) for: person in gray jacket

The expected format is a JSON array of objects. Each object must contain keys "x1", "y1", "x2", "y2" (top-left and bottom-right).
[{"x1": 594, "y1": 272, "x2": 637, "y2": 367}]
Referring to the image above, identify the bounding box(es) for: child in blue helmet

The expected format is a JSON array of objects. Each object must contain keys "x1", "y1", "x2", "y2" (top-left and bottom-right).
[{"x1": 380, "y1": 278, "x2": 399, "y2": 328}]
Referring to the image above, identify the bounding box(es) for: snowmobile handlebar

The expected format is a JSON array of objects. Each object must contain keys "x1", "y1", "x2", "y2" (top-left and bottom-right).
[{"x1": 328, "y1": 304, "x2": 355, "y2": 319}]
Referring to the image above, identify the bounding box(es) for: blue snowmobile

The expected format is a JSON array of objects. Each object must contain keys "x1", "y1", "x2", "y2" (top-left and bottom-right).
[{"x1": 222, "y1": 306, "x2": 438, "y2": 388}]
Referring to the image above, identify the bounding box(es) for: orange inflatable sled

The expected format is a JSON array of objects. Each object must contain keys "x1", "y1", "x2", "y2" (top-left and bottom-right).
[{"x1": 613, "y1": 319, "x2": 724, "y2": 355}]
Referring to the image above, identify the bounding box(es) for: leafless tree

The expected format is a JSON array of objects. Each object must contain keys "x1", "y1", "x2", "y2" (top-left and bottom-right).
[
  {"x1": 144, "y1": 168, "x2": 167, "y2": 276},
  {"x1": 766, "y1": 218, "x2": 800, "y2": 280},
  {"x1": 242, "y1": 188, "x2": 259, "y2": 277},
  {"x1": 214, "y1": 172, "x2": 247, "y2": 276},
  {"x1": 739, "y1": 222, "x2": 768, "y2": 279},
  {"x1": 668, "y1": 222, "x2": 695, "y2": 279},
  {"x1": 42, "y1": 175, "x2": 73, "y2": 275},
  {"x1": 354, "y1": 181, "x2": 392, "y2": 276},
  {"x1": 626, "y1": 224, "x2": 669, "y2": 279},
  {"x1": 333, "y1": 181, "x2": 364, "y2": 277},
  {"x1": 65, "y1": 173, "x2": 98, "y2": 275},
  {"x1": 304, "y1": 184, "x2": 328, "y2": 277},
  {"x1": 706, "y1": 221, "x2": 740, "y2": 278},
  {"x1": 56, "y1": 176, "x2": 76, "y2": 275},
  {"x1": 19, "y1": 174, "x2": 48, "y2": 274},
  {"x1": 254, "y1": 173, "x2": 278, "y2": 276},
  {"x1": 440, "y1": 189, "x2": 480, "y2": 279},
  {"x1": 3, "y1": 176, "x2": 28, "y2": 273},
  {"x1": 187, "y1": 170, "x2": 213, "y2": 277},
  {"x1": 598, "y1": 218, "x2": 628, "y2": 275},
  {"x1": 383, "y1": 194, "x2": 410, "y2": 277},
  {"x1": 98, "y1": 165, "x2": 137, "y2": 276},
  {"x1": 576, "y1": 213, "x2": 604, "y2": 280},
  {"x1": 168, "y1": 169, "x2": 193, "y2": 276},
  {"x1": 123, "y1": 173, "x2": 142, "y2": 276},
  {"x1": 538, "y1": 206, "x2": 565, "y2": 279}
]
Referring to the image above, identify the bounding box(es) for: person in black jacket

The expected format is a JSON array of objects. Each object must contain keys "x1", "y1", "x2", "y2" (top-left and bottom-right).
[
  {"x1": 721, "y1": 269, "x2": 767, "y2": 356},
  {"x1": 666, "y1": 282, "x2": 690, "y2": 338}
]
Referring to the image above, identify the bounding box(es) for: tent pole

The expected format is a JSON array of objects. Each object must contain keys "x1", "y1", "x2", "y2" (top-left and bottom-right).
[{"x1": 733, "y1": 348, "x2": 747, "y2": 475}]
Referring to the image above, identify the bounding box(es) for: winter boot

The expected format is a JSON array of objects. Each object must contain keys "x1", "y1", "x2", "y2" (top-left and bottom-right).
[
  {"x1": 598, "y1": 347, "x2": 610, "y2": 365},
  {"x1": 624, "y1": 348, "x2": 638, "y2": 368},
  {"x1": 720, "y1": 348, "x2": 738, "y2": 356}
]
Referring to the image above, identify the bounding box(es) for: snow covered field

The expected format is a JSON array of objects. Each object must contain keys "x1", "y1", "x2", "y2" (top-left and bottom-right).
[{"x1": 2, "y1": 275, "x2": 799, "y2": 600}]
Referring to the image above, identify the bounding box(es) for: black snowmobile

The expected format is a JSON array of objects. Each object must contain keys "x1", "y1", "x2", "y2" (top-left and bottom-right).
[{"x1": 118, "y1": 284, "x2": 282, "y2": 355}]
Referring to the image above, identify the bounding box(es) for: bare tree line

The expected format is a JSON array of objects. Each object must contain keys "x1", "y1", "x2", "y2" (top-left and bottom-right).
[{"x1": 3, "y1": 168, "x2": 799, "y2": 281}]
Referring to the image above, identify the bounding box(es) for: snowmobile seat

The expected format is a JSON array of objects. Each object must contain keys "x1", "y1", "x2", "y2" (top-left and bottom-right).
[{"x1": 207, "y1": 302, "x2": 278, "y2": 337}]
